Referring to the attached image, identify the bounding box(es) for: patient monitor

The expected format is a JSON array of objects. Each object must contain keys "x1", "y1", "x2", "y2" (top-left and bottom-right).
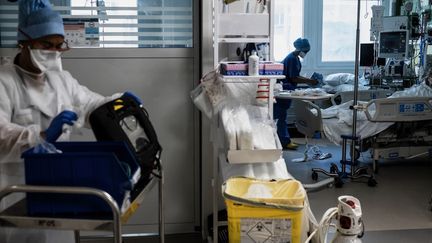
[{"x1": 378, "y1": 30, "x2": 409, "y2": 59}]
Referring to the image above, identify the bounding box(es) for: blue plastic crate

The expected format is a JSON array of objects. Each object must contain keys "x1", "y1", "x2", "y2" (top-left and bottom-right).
[{"x1": 22, "y1": 141, "x2": 140, "y2": 216}]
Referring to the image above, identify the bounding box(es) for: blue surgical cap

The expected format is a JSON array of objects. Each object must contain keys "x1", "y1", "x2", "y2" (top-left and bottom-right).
[
  {"x1": 293, "y1": 38, "x2": 310, "y2": 52},
  {"x1": 17, "y1": 0, "x2": 64, "y2": 41}
]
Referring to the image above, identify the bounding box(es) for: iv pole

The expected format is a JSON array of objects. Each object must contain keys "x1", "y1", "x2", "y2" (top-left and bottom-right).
[
  {"x1": 350, "y1": 0, "x2": 376, "y2": 184},
  {"x1": 351, "y1": 0, "x2": 361, "y2": 151},
  {"x1": 309, "y1": 0, "x2": 377, "y2": 187}
]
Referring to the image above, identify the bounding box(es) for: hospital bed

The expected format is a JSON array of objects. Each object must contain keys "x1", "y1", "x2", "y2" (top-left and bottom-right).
[{"x1": 294, "y1": 96, "x2": 432, "y2": 174}]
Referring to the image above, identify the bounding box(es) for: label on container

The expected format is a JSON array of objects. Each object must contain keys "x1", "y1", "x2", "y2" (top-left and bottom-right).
[{"x1": 240, "y1": 218, "x2": 292, "y2": 243}]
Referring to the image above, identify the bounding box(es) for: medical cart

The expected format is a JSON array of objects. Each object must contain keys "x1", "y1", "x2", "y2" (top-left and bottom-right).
[{"x1": 0, "y1": 169, "x2": 164, "y2": 243}]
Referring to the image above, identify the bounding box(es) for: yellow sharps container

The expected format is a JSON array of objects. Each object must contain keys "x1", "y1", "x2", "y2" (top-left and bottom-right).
[{"x1": 223, "y1": 177, "x2": 306, "y2": 243}]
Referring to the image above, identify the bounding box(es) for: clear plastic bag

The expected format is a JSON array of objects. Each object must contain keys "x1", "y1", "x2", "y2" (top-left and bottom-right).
[
  {"x1": 224, "y1": 81, "x2": 258, "y2": 105},
  {"x1": 32, "y1": 135, "x2": 62, "y2": 154},
  {"x1": 220, "y1": 104, "x2": 253, "y2": 150},
  {"x1": 200, "y1": 70, "x2": 229, "y2": 114},
  {"x1": 60, "y1": 104, "x2": 84, "y2": 135},
  {"x1": 220, "y1": 103, "x2": 278, "y2": 151},
  {"x1": 190, "y1": 83, "x2": 213, "y2": 119}
]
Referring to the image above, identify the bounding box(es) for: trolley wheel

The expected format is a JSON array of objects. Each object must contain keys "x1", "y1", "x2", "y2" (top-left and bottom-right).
[
  {"x1": 357, "y1": 167, "x2": 368, "y2": 175},
  {"x1": 350, "y1": 148, "x2": 360, "y2": 160},
  {"x1": 367, "y1": 177, "x2": 377, "y2": 187},
  {"x1": 312, "y1": 171, "x2": 318, "y2": 181},
  {"x1": 330, "y1": 165, "x2": 338, "y2": 174},
  {"x1": 330, "y1": 166, "x2": 336, "y2": 174},
  {"x1": 335, "y1": 177, "x2": 344, "y2": 188}
]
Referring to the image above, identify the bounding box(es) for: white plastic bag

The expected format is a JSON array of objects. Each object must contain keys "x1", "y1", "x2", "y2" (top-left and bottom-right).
[{"x1": 324, "y1": 73, "x2": 355, "y2": 86}]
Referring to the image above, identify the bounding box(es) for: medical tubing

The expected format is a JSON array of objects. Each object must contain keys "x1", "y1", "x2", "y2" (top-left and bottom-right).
[
  {"x1": 305, "y1": 228, "x2": 317, "y2": 243},
  {"x1": 305, "y1": 207, "x2": 338, "y2": 243}
]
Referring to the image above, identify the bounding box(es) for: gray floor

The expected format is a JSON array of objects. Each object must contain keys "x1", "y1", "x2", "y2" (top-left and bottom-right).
[
  {"x1": 80, "y1": 233, "x2": 202, "y2": 243},
  {"x1": 286, "y1": 137, "x2": 432, "y2": 242}
]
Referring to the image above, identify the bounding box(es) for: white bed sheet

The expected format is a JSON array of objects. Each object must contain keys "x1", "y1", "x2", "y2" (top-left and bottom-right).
[{"x1": 321, "y1": 101, "x2": 393, "y2": 144}]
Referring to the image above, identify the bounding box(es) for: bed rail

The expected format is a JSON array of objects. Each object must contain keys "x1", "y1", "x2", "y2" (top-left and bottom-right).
[
  {"x1": 293, "y1": 100, "x2": 322, "y2": 138},
  {"x1": 331, "y1": 90, "x2": 393, "y2": 106},
  {"x1": 365, "y1": 97, "x2": 432, "y2": 122}
]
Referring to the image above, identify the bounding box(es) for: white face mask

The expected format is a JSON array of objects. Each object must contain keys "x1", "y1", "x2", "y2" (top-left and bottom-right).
[
  {"x1": 298, "y1": 51, "x2": 307, "y2": 58},
  {"x1": 29, "y1": 48, "x2": 63, "y2": 73}
]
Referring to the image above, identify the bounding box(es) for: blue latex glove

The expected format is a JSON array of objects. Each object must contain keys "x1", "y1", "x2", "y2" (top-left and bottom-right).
[
  {"x1": 45, "y1": 110, "x2": 78, "y2": 142},
  {"x1": 310, "y1": 72, "x2": 324, "y2": 88},
  {"x1": 122, "y1": 91, "x2": 143, "y2": 105}
]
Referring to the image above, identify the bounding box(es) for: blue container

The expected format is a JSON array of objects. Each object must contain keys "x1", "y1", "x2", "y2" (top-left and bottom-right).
[
  {"x1": 263, "y1": 70, "x2": 283, "y2": 75},
  {"x1": 22, "y1": 141, "x2": 140, "y2": 216}
]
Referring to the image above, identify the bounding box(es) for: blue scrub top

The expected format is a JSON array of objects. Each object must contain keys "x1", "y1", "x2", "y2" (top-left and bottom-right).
[{"x1": 279, "y1": 51, "x2": 301, "y2": 91}]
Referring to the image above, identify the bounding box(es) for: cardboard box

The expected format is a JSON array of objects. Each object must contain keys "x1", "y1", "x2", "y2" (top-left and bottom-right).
[
  {"x1": 220, "y1": 62, "x2": 248, "y2": 76},
  {"x1": 263, "y1": 62, "x2": 284, "y2": 75}
]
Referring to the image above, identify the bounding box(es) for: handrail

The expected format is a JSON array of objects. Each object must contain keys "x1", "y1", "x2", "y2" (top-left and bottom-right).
[{"x1": 0, "y1": 185, "x2": 121, "y2": 242}]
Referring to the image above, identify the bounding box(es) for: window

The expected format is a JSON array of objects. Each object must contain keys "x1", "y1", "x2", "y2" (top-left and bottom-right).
[
  {"x1": 0, "y1": 0, "x2": 193, "y2": 48},
  {"x1": 322, "y1": 0, "x2": 378, "y2": 62},
  {"x1": 273, "y1": 0, "x2": 380, "y2": 67},
  {"x1": 273, "y1": 0, "x2": 303, "y2": 61}
]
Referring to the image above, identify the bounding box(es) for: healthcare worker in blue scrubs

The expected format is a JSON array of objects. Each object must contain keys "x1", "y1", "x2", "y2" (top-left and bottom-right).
[
  {"x1": 0, "y1": 1, "x2": 141, "y2": 242},
  {"x1": 274, "y1": 38, "x2": 318, "y2": 150}
]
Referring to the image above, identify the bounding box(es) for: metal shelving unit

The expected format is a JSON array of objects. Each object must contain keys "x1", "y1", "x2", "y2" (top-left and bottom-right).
[
  {"x1": 210, "y1": 1, "x2": 279, "y2": 242},
  {"x1": 210, "y1": 76, "x2": 284, "y2": 243}
]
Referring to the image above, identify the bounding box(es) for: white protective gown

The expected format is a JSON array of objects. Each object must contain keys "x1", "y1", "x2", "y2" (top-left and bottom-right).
[{"x1": 0, "y1": 63, "x2": 119, "y2": 243}]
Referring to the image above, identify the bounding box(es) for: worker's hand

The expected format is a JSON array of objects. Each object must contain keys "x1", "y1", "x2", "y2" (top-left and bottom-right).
[
  {"x1": 45, "y1": 110, "x2": 78, "y2": 143},
  {"x1": 122, "y1": 91, "x2": 143, "y2": 105},
  {"x1": 311, "y1": 79, "x2": 319, "y2": 86},
  {"x1": 310, "y1": 72, "x2": 323, "y2": 86}
]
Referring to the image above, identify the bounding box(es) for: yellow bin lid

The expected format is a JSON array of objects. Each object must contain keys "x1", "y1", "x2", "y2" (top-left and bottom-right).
[{"x1": 223, "y1": 177, "x2": 306, "y2": 210}]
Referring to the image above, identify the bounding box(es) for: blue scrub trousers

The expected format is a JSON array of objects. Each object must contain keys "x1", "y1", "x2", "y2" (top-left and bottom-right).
[{"x1": 273, "y1": 98, "x2": 292, "y2": 147}]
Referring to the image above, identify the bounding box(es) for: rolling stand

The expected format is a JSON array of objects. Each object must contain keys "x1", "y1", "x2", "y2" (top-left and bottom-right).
[{"x1": 311, "y1": 135, "x2": 377, "y2": 188}]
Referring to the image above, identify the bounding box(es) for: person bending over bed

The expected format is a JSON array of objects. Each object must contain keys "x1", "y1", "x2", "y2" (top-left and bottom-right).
[{"x1": 274, "y1": 38, "x2": 318, "y2": 150}]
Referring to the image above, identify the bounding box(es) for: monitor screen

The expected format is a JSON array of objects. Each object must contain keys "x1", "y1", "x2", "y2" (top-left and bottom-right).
[
  {"x1": 360, "y1": 43, "x2": 386, "y2": 67},
  {"x1": 378, "y1": 30, "x2": 408, "y2": 59}
]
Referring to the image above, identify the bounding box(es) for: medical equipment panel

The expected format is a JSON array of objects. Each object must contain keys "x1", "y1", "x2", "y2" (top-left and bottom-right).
[
  {"x1": 382, "y1": 16, "x2": 409, "y2": 32},
  {"x1": 365, "y1": 97, "x2": 432, "y2": 122},
  {"x1": 360, "y1": 43, "x2": 386, "y2": 67},
  {"x1": 378, "y1": 30, "x2": 409, "y2": 59}
]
